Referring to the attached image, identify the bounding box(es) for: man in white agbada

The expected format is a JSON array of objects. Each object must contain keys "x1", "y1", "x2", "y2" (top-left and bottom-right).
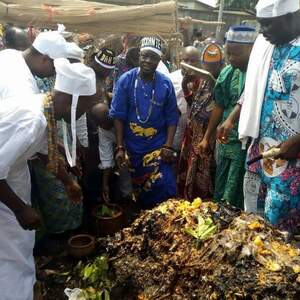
[
  {"x1": 0, "y1": 28, "x2": 83, "y2": 100},
  {"x1": 237, "y1": 0, "x2": 300, "y2": 232},
  {"x1": 0, "y1": 59, "x2": 96, "y2": 300}
]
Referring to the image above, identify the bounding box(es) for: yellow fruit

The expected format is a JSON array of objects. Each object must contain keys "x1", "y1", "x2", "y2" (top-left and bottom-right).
[
  {"x1": 192, "y1": 198, "x2": 202, "y2": 209},
  {"x1": 293, "y1": 265, "x2": 300, "y2": 274},
  {"x1": 253, "y1": 236, "x2": 264, "y2": 247},
  {"x1": 259, "y1": 249, "x2": 272, "y2": 256},
  {"x1": 266, "y1": 260, "x2": 282, "y2": 272},
  {"x1": 289, "y1": 248, "x2": 298, "y2": 257},
  {"x1": 248, "y1": 221, "x2": 264, "y2": 230}
]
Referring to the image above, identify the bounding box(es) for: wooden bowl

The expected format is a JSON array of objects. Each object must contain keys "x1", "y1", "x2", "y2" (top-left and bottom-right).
[{"x1": 68, "y1": 234, "x2": 95, "y2": 258}]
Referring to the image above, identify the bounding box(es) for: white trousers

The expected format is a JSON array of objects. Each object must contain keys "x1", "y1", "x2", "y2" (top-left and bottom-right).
[
  {"x1": 243, "y1": 170, "x2": 265, "y2": 216},
  {"x1": 0, "y1": 209, "x2": 35, "y2": 300}
]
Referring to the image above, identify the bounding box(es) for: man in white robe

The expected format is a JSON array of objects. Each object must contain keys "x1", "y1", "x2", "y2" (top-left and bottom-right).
[
  {"x1": 0, "y1": 59, "x2": 96, "y2": 300},
  {"x1": 0, "y1": 29, "x2": 83, "y2": 100}
]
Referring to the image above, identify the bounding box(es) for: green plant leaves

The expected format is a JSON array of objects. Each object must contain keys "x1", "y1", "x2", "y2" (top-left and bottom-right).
[{"x1": 184, "y1": 214, "x2": 217, "y2": 241}]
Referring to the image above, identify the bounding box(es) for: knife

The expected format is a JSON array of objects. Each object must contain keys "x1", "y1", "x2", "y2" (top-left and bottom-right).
[{"x1": 247, "y1": 148, "x2": 281, "y2": 166}]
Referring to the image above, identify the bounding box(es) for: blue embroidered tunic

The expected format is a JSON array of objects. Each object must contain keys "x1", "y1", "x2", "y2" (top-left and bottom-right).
[{"x1": 110, "y1": 68, "x2": 179, "y2": 207}]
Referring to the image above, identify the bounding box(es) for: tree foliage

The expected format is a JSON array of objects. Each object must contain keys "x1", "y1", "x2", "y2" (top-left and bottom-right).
[{"x1": 219, "y1": 0, "x2": 258, "y2": 11}]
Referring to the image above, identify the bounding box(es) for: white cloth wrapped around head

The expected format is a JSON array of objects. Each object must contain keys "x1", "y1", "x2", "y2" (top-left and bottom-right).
[
  {"x1": 33, "y1": 30, "x2": 83, "y2": 61},
  {"x1": 54, "y1": 58, "x2": 96, "y2": 95},
  {"x1": 54, "y1": 58, "x2": 96, "y2": 166},
  {"x1": 256, "y1": 0, "x2": 300, "y2": 18}
]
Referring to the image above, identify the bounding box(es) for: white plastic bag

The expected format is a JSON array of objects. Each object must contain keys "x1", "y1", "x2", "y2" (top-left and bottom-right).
[{"x1": 64, "y1": 288, "x2": 86, "y2": 300}]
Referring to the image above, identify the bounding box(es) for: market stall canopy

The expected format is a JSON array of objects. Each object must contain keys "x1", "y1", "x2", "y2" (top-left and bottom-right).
[{"x1": 0, "y1": 0, "x2": 176, "y2": 36}]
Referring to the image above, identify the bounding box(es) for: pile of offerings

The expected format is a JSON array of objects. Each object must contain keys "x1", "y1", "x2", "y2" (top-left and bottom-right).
[{"x1": 72, "y1": 199, "x2": 300, "y2": 299}]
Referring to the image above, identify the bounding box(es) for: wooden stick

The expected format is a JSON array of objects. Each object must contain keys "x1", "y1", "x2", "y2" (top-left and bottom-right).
[
  {"x1": 177, "y1": 17, "x2": 225, "y2": 26},
  {"x1": 180, "y1": 62, "x2": 216, "y2": 82}
]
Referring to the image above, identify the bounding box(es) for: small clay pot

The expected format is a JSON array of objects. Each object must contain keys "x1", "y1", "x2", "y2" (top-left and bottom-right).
[
  {"x1": 68, "y1": 234, "x2": 95, "y2": 258},
  {"x1": 93, "y1": 204, "x2": 124, "y2": 237}
]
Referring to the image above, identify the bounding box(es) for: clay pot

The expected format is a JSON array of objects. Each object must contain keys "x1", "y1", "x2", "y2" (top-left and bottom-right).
[
  {"x1": 93, "y1": 204, "x2": 124, "y2": 237},
  {"x1": 68, "y1": 234, "x2": 95, "y2": 258}
]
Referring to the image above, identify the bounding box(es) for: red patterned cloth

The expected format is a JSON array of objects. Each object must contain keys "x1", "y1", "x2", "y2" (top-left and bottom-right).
[{"x1": 177, "y1": 79, "x2": 216, "y2": 200}]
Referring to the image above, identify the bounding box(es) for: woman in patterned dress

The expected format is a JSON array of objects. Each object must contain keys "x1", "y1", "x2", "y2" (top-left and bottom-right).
[{"x1": 178, "y1": 43, "x2": 223, "y2": 200}]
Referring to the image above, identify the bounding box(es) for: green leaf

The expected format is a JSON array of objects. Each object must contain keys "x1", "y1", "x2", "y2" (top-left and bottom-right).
[
  {"x1": 97, "y1": 205, "x2": 115, "y2": 218},
  {"x1": 83, "y1": 265, "x2": 93, "y2": 280},
  {"x1": 95, "y1": 290, "x2": 103, "y2": 300},
  {"x1": 205, "y1": 217, "x2": 213, "y2": 226},
  {"x1": 200, "y1": 225, "x2": 217, "y2": 240},
  {"x1": 197, "y1": 214, "x2": 205, "y2": 226},
  {"x1": 196, "y1": 225, "x2": 209, "y2": 237},
  {"x1": 185, "y1": 217, "x2": 217, "y2": 241},
  {"x1": 104, "y1": 289, "x2": 110, "y2": 300},
  {"x1": 184, "y1": 227, "x2": 199, "y2": 239}
]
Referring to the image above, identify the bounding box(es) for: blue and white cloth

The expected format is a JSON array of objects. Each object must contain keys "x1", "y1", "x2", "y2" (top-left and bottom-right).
[{"x1": 247, "y1": 38, "x2": 300, "y2": 233}]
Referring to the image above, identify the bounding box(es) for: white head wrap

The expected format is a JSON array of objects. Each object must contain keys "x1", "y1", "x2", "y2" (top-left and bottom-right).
[
  {"x1": 256, "y1": 0, "x2": 300, "y2": 18},
  {"x1": 32, "y1": 31, "x2": 83, "y2": 61},
  {"x1": 54, "y1": 58, "x2": 96, "y2": 167},
  {"x1": 57, "y1": 23, "x2": 73, "y2": 39}
]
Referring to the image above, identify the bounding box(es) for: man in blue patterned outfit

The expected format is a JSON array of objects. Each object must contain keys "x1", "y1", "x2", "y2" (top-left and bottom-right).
[
  {"x1": 240, "y1": 0, "x2": 300, "y2": 233},
  {"x1": 110, "y1": 37, "x2": 179, "y2": 208}
]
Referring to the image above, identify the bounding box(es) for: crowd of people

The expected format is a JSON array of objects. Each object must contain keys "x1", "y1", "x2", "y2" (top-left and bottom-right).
[{"x1": 0, "y1": 0, "x2": 300, "y2": 299}]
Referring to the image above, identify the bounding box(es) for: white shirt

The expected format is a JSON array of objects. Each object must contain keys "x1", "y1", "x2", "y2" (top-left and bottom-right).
[
  {"x1": 75, "y1": 113, "x2": 89, "y2": 148},
  {"x1": 0, "y1": 95, "x2": 46, "y2": 209},
  {"x1": 0, "y1": 49, "x2": 39, "y2": 100},
  {"x1": 168, "y1": 69, "x2": 188, "y2": 150},
  {"x1": 98, "y1": 127, "x2": 133, "y2": 197},
  {"x1": 98, "y1": 127, "x2": 116, "y2": 169},
  {"x1": 156, "y1": 60, "x2": 170, "y2": 76},
  {"x1": 168, "y1": 69, "x2": 187, "y2": 115}
]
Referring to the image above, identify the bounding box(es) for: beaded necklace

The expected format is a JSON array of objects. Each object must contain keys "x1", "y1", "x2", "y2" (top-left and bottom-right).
[
  {"x1": 134, "y1": 71, "x2": 155, "y2": 124},
  {"x1": 43, "y1": 92, "x2": 59, "y2": 175}
]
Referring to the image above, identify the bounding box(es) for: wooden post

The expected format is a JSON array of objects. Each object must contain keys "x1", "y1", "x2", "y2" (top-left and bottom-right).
[
  {"x1": 216, "y1": 0, "x2": 224, "y2": 41},
  {"x1": 174, "y1": 0, "x2": 180, "y2": 69}
]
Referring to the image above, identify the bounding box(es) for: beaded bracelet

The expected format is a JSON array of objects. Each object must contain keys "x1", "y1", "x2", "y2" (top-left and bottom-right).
[
  {"x1": 162, "y1": 145, "x2": 176, "y2": 152},
  {"x1": 115, "y1": 145, "x2": 125, "y2": 152}
]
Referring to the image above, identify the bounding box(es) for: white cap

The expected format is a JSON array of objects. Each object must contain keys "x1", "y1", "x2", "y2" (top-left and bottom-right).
[
  {"x1": 256, "y1": 0, "x2": 300, "y2": 18},
  {"x1": 64, "y1": 42, "x2": 84, "y2": 61},
  {"x1": 54, "y1": 58, "x2": 96, "y2": 96},
  {"x1": 32, "y1": 31, "x2": 83, "y2": 60},
  {"x1": 140, "y1": 37, "x2": 162, "y2": 57},
  {"x1": 54, "y1": 58, "x2": 96, "y2": 167},
  {"x1": 226, "y1": 25, "x2": 257, "y2": 44}
]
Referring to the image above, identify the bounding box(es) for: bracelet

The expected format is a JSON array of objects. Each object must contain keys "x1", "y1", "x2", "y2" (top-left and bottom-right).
[
  {"x1": 183, "y1": 90, "x2": 193, "y2": 98},
  {"x1": 163, "y1": 145, "x2": 175, "y2": 151},
  {"x1": 115, "y1": 145, "x2": 125, "y2": 152},
  {"x1": 161, "y1": 146, "x2": 177, "y2": 158}
]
